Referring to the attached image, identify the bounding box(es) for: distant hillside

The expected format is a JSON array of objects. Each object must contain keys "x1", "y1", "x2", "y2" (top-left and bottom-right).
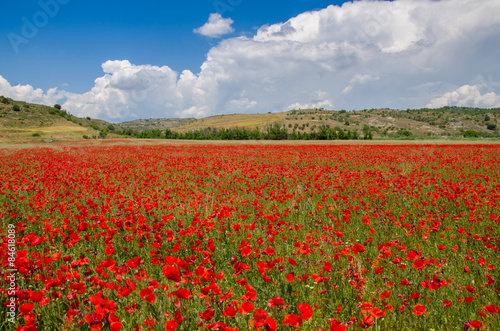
[
  {"x1": 0, "y1": 96, "x2": 120, "y2": 144},
  {"x1": 173, "y1": 113, "x2": 287, "y2": 133},
  {"x1": 162, "y1": 107, "x2": 499, "y2": 139},
  {"x1": 1, "y1": 95, "x2": 499, "y2": 143},
  {"x1": 119, "y1": 118, "x2": 194, "y2": 132}
]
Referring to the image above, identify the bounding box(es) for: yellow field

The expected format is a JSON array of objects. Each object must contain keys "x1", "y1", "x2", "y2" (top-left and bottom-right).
[
  {"x1": 24, "y1": 125, "x2": 88, "y2": 132},
  {"x1": 173, "y1": 113, "x2": 287, "y2": 132}
]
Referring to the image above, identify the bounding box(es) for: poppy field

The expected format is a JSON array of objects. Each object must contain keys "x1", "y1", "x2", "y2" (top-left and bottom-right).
[{"x1": 0, "y1": 143, "x2": 499, "y2": 331}]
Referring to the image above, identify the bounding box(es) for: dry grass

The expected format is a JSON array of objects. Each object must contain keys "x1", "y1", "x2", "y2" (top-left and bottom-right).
[
  {"x1": 23, "y1": 125, "x2": 88, "y2": 132},
  {"x1": 173, "y1": 113, "x2": 287, "y2": 132}
]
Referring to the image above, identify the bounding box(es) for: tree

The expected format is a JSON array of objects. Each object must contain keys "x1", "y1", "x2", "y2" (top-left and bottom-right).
[
  {"x1": 463, "y1": 130, "x2": 479, "y2": 138},
  {"x1": 54, "y1": 104, "x2": 62, "y2": 110},
  {"x1": 12, "y1": 104, "x2": 20, "y2": 112},
  {"x1": 362, "y1": 125, "x2": 372, "y2": 140},
  {"x1": 397, "y1": 130, "x2": 413, "y2": 137}
]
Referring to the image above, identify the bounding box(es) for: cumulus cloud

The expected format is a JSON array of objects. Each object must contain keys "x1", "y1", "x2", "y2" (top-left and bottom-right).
[
  {"x1": 0, "y1": 75, "x2": 65, "y2": 106},
  {"x1": 1, "y1": 0, "x2": 499, "y2": 122},
  {"x1": 194, "y1": 13, "x2": 234, "y2": 38},
  {"x1": 427, "y1": 85, "x2": 500, "y2": 108},
  {"x1": 342, "y1": 74, "x2": 380, "y2": 94}
]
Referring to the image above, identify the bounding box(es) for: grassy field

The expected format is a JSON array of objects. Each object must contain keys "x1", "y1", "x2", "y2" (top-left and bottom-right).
[
  {"x1": 1, "y1": 138, "x2": 500, "y2": 150},
  {"x1": 1, "y1": 143, "x2": 498, "y2": 330}
]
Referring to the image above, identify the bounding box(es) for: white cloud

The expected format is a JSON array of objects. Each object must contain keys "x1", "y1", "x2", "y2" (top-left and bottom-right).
[
  {"x1": 427, "y1": 85, "x2": 500, "y2": 108},
  {"x1": 342, "y1": 74, "x2": 380, "y2": 94},
  {"x1": 1, "y1": 0, "x2": 499, "y2": 122},
  {"x1": 194, "y1": 13, "x2": 234, "y2": 38},
  {"x1": 0, "y1": 75, "x2": 65, "y2": 106},
  {"x1": 226, "y1": 98, "x2": 258, "y2": 110}
]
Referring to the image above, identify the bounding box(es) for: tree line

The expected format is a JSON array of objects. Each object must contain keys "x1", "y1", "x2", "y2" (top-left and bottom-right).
[{"x1": 116, "y1": 123, "x2": 373, "y2": 140}]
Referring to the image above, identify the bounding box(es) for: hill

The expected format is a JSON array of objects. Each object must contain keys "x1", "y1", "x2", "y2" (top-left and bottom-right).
[
  {"x1": 140, "y1": 107, "x2": 500, "y2": 139},
  {"x1": 1, "y1": 95, "x2": 499, "y2": 143},
  {"x1": 119, "y1": 118, "x2": 194, "y2": 132},
  {"x1": 0, "y1": 96, "x2": 120, "y2": 144}
]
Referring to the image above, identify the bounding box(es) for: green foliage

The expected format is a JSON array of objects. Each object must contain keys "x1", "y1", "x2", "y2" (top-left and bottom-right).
[
  {"x1": 54, "y1": 104, "x2": 62, "y2": 110},
  {"x1": 12, "y1": 104, "x2": 20, "y2": 112},
  {"x1": 397, "y1": 130, "x2": 413, "y2": 137},
  {"x1": 362, "y1": 125, "x2": 372, "y2": 140},
  {"x1": 463, "y1": 130, "x2": 479, "y2": 138},
  {"x1": 486, "y1": 124, "x2": 496, "y2": 131},
  {"x1": 265, "y1": 123, "x2": 288, "y2": 140},
  {"x1": 31, "y1": 132, "x2": 41, "y2": 137},
  {"x1": 122, "y1": 124, "x2": 364, "y2": 141}
]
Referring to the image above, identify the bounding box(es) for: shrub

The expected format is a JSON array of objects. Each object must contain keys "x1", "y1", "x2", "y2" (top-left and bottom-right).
[
  {"x1": 463, "y1": 130, "x2": 479, "y2": 138},
  {"x1": 486, "y1": 124, "x2": 497, "y2": 131},
  {"x1": 54, "y1": 104, "x2": 62, "y2": 110},
  {"x1": 397, "y1": 130, "x2": 413, "y2": 137},
  {"x1": 12, "y1": 104, "x2": 20, "y2": 112}
]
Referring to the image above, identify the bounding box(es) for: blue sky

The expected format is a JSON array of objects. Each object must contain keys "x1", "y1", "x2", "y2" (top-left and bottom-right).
[
  {"x1": 1, "y1": 0, "x2": 343, "y2": 93},
  {"x1": 1, "y1": 0, "x2": 499, "y2": 122}
]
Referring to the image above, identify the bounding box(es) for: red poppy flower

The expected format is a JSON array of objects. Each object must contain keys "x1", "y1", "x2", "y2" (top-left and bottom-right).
[
  {"x1": 464, "y1": 320, "x2": 483, "y2": 329},
  {"x1": 298, "y1": 303, "x2": 314, "y2": 320},
  {"x1": 352, "y1": 243, "x2": 365, "y2": 255},
  {"x1": 171, "y1": 288, "x2": 192, "y2": 300},
  {"x1": 465, "y1": 285, "x2": 476, "y2": 293},
  {"x1": 239, "y1": 301, "x2": 255, "y2": 315},
  {"x1": 19, "y1": 302, "x2": 34, "y2": 314},
  {"x1": 362, "y1": 314, "x2": 374, "y2": 326},
  {"x1": 223, "y1": 306, "x2": 238, "y2": 317},
  {"x1": 253, "y1": 308, "x2": 269, "y2": 328},
  {"x1": 110, "y1": 321, "x2": 122, "y2": 331},
  {"x1": 268, "y1": 296, "x2": 285, "y2": 307},
  {"x1": 165, "y1": 319, "x2": 178, "y2": 331},
  {"x1": 283, "y1": 314, "x2": 302, "y2": 328},
  {"x1": 163, "y1": 266, "x2": 181, "y2": 282},
  {"x1": 199, "y1": 308, "x2": 215, "y2": 321},
  {"x1": 329, "y1": 318, "x2": 346, "y2": 331},
  {"x1": 85, "y1": 312, "x2": 104, "y2": 330},
  {"x1": 413, "y1": 304, "x2": 426, "y2": 315},
  {"x1": 442, "y1": 299, "x2": 453, "y2": 307},
  {"x1": 140, "y1": 288, "x2": 156, "y2": 303},
  {"x1": 482, "y1": 304, "x2": 497, "y2": 314}
]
